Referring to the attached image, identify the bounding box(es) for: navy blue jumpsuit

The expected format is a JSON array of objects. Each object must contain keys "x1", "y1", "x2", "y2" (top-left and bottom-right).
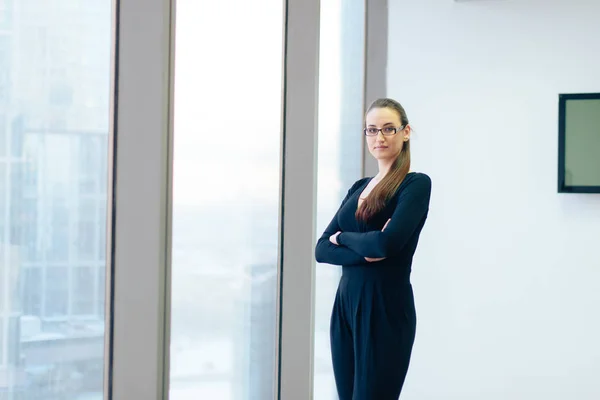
[{"x1": 315, "y1": 172, "x2": 431, "y2": 400}]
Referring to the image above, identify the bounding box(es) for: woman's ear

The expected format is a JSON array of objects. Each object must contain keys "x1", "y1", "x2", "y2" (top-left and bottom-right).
[{"x1": 403, "y1": 124, "x2": 411, "y2": 141}]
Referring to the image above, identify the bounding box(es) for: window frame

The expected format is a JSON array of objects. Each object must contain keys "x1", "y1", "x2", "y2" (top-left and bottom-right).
[
  {"x1": 363, "y1": 0, "x2": 389, "y2": 177},
  {"x1": 106, "y1": 0, "x2": 388, "y2": 398},
  {"x1": 107, "y1": 0, "x2": 175, "y2": 398}
]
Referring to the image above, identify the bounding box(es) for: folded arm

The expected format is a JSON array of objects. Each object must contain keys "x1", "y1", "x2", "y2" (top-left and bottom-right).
[
  {"x1": 315, "y1": 180, "x2": 367, "y2": 266},
  {"x1": 337, "y1": 174, "x2": 431, "y2": 258}
]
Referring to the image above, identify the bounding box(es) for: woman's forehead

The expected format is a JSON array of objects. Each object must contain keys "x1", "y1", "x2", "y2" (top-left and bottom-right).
[{"x1": 366, "y1": 107, "x2": 400, "y2": 125}]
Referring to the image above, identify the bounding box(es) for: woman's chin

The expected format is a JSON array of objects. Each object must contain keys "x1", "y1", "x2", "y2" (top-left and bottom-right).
[{"x1": 370, "y1": 151, "x2": 396, "y2": 161}]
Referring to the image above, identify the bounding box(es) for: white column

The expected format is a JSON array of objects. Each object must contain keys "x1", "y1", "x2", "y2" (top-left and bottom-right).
[
  {"x1": 363, "y1": 0, "x2": 389, "y2": 177},
  {"x1": 106, "y1": 0, "x2": 175, "y2": 398},
  {"x1": 277, "y1": 0, "x2": 321, "y2": 398}
]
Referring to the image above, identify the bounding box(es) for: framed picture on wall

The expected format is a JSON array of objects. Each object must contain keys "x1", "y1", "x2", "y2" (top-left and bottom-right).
[{"x1": 558, "y1": 92, "x2": 600, "y2": 193}]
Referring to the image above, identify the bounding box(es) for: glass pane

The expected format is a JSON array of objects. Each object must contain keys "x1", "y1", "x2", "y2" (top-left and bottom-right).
[
  {"x1": 564, "y1": 98, "x2": 600, "y2": 186},
  {"x1": 170, "y1": 0, "x2": 284, "y2": 398},
  {"x1": 0, "y1": 318, "x2": 3, "y2": 365},
  {"x1": 71, "y1": 267, "x2": 96, "y2": 315},
  {"x1": 0, "y1": 0, "x2": 112, "y2": 398},
  {"x1": 314, "y1": 0, "x2": 365, "y2": 398},
  {"x1": 97, "y1": 267, "x2": 105, "y2": 316},
  {"x1": 45, "y1": 267, "x2": 69, "y2": 317},
  {"x1": 0, "y1": 113, "x2": 6, "y2": 157},
  {"x1": 23, "y1": 267, "x2": 42, "y2": 316}
]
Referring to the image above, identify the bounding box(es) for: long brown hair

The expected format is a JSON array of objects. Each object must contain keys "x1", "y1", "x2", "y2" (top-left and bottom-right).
[{"x1": 356, "y1": 98, "x2": 411, "y2": 222}]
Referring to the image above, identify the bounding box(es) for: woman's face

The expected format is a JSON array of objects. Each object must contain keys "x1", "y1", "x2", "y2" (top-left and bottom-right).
[{"x1": 365, "y1": 107, "x2": 410, "y2": 161}]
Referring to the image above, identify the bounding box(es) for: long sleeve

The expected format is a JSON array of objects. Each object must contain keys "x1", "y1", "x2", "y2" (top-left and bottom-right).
[
  {"x1": 315, "y1": 179, "x2": 367, "y2": 266},
  {"x1": 337, "y1": 174, "x2": 431, "y2": 258}
]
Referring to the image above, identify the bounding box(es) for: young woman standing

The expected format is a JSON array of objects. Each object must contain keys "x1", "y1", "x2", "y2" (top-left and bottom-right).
[{"x1": 315, "y1": 98, "x2": 432, "y2": 399}]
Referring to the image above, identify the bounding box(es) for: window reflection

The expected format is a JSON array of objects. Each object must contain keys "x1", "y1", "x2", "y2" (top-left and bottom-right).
[
  {"x1": 0, "y1": 0, "x2": 111, "y2": 397},
  {"x1": 170, "y1": 1, "x2": 284, "y2": 399}
]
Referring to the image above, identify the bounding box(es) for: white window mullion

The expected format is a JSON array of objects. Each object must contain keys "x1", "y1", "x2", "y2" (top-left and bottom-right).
[
  {"x1": 363, "y1": 0, "x2": 389, "y2": 177},
  {"x1": 278, "y1": 0, "x2": 321, "y2": 399},
  {"x1": 106, "y1": 0, "x2": 175, "y2": 399}
]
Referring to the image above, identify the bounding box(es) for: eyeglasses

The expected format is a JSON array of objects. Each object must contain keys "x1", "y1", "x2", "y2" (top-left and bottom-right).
[{"x1": 363, "y1": 125, "x2": 406, "y2": 136}]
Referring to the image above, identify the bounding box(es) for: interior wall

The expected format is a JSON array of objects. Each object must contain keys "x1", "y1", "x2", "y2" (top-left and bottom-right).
[{"x1": 387, "y1": 1, "x2": 600, "y2": 398}]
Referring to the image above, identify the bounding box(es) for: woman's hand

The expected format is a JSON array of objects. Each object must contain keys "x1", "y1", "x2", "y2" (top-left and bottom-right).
[
  {"x1": 364, "y1": 219, "x2": 392, "y2": 263},
  {"x1": 335, "y1": 220, "x2": 391, "y2": 261},
  {"x1": 329, "y1": 231, "x2": 341, "y2": 245},
  {"x1": 382, "y1": 218, "x2": 391, "y2": 231}
]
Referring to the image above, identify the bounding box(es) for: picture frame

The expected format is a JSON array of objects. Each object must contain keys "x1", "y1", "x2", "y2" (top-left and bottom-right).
[{"x1": 557, "y1": 92, "x2": 600, "y2": 193}]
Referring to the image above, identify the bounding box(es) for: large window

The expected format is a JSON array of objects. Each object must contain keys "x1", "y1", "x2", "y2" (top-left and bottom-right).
[
  {"x1": 169, "y1": 0, "x2": 284, "y2": 398},
  {"x1": 314, "y1": 0, "x2": 365, "y2": 398},
  {"x1": 0, "y1": 0, "x2": 382, "y2": 397},
  {"x1": 0, "y1": 0, "x2": 111, "y2": 398}
]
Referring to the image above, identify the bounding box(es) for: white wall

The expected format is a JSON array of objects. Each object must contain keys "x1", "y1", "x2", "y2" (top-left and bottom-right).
[{"x1": 387, "y1": 1, "x2": 600, "y2": 399}]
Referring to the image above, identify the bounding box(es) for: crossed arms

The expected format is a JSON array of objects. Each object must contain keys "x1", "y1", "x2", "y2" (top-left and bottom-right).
[{"x1": 314, "y1": 174, "x2": 431, "y2": 265}]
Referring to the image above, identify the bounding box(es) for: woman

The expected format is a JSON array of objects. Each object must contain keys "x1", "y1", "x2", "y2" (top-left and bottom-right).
[{"x1": 315, "y1": 98, "x2": 431, "y2": 399}]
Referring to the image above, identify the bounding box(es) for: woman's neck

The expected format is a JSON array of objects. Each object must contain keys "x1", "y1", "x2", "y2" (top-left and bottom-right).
[{"x1": 375, "y1": 159, "x2": 394, "y2": 180}]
